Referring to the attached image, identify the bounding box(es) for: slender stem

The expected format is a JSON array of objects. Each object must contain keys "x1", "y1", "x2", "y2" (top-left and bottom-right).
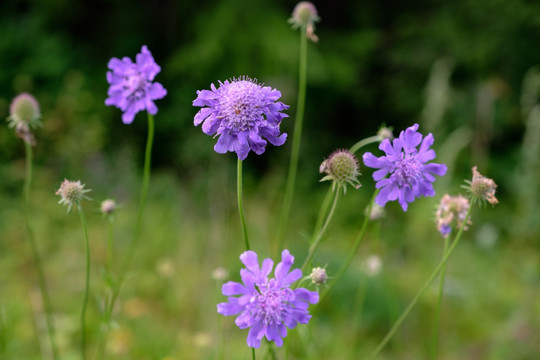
[
  {"x1": 369, "y1": 205, "x2": 473, "y2": 359},
  {"x1": 276, "y1": 28, "x2": 308, "y2": 253},
  {"x1": 312, "y1": 188, "x2": 333, "y2": 240},
  {"x1": 0, "y1": 303, "x2": 5, "y2": 357},
  {"x1": 24, "y1": 142, "x2": 58, "y2": 360},
  {"x1": 318, "y1": 190, "x2": 378, "y2": 306},
  {"x1": 349, "y1": 135, "x2": 381, "y2": 154},
  {"x1": 237, "y1": 159, "x2": 250, "y2": 251},
  {"x1": 77, "y1": 204, "x2": 91, "y2": 360},
  {"x1": 300, "y1": 189, "x2": 340, "y2": 273},
  {"x1": 252, "y1": 347, "x2": 256, "y2": 360},
  {"x1": 106, "y1": 216, "x2": 113, "y2": 273},
  {"x1": 105, "y1": 112, "x2": 155, "y2": 338},
  {"x1": 432, "y1": 235, "x2": 450, "y2": 359}
]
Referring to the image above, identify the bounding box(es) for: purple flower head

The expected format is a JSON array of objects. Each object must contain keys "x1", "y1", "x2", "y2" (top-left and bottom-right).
[
  {"x1": 217, "y1": 250, "x2": 318, "y2": 348},
  {"x1": 105, "y1": 45, "x2": 167, "y2": 124},
  {"x1": 363, "y1": 123, "x2": 447, "y2": 211},
  {"x1": 193, "y1": 76, "x2": 289, "y2": 160}
]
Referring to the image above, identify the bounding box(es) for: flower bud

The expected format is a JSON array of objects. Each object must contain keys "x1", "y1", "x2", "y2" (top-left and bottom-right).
[
  {"x1": 320, "y1": 149, "x2": 361, "y2": 193},
  {"x1": 7, "y1": 93, "x2": 41, "y2": 145},
  {"x1": 309, "y1": 267, "x2": 327, "y2": 286},
  {"x1": 56, "y1": 179, "x2": 91, "y2": 213},
  {"x1": 100, "y1": 199, "x2": 117, "y2": 215},
  {"x1": 463, "y1": 167, "x2": 498, "y2": 206},
  {"x1": 289, "y1": 2, "x2": 320, "y2": 42},
  {"x1": 377, "y1": 126, "x2": 394, "y2": 141}
]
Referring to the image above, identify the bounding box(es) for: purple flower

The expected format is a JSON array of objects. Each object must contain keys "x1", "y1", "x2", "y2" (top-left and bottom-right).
[
  {"x1": 363, "y1": 123, "x2": 447, "y2": 211},
  {"x1": 193, "y1": 76, "x2": 289, "y2": 160},
  {"x1": 217, "y1": 250, "x2": 318, "y2": 348},
  {"x1": 105, "y1": 45, "x2": 167, "y2": 124}
]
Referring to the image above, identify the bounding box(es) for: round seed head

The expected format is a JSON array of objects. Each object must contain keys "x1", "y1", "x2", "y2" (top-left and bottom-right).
[{"x1": 320, "y1": 149, "x2": 361, "y2": 193}]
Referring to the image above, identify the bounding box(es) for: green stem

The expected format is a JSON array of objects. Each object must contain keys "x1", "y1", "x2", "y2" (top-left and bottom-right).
[
  {"x1": 77, "y1": 204, "x2": 91, "y2": 360},
  {"x1": 300, "y1": 189, "x2": 340, "y2": 274},
  {"x1": 276, "y1": 28, "x2": 308, "y2": 253},
  {"x1": 0, "y1": 303, "x2": 5, "y2": 357},
  {"x1": 24, "y1": 142, "x2": 59, "y2": 360},
  {"x1": 252, "y1": 347, "x2": 256, "y2": 360},
  {"x1": 312, "y1": 188, "x2": 333, "y2": 240},
  {"x1": 237, "y1": 159, "x2": 250, "y2": 251},
  {"x1": 106, "y1": 216, "x2": 113, "y2": 274},
  {"x1": 105, "y1": 112, "x2": 154, "y2": 337},
  {"x1": 369, "y1": 205, "x2": 473, "y2": 359},
  {"x1": 318, "y1": 190, "x2": 378, "y2": 306},
  {"x1": 432, "y1": 235, "x2": 450, "y2": 359},
  {"x1": 349, "y1": 135, "x2": 381, "y2": 154}
]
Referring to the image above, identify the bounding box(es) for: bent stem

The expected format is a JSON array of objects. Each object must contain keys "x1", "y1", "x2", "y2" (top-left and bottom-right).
[
  {"x1": 237, "y1": 159, "x2": 250, "y2": 251},
  {"x1": 24, "y1": 142, "x2": 58, "y2": 360},
  {"x1": 349, "y1": 135, "x2": 382, "y2": 154},
  {"x1": 105, "y1": 112, "x2": 154, "y2": 336},
  {"x1": 276, "y1": 28, "x2": 308, "y2": 254},
  {"x1": 77, "y1": 204, "x2": 91, "y2": 360},
  {"x1": 432, "y1": 235, "x2": 450, "y2": 359},
  {"x1": 300, "y1": 189, "x2": 340, "y2": 274},
  {"x1": 370, "y1": 205, "x2": 473, "y2": 359},
  {"x1": 318, "y1": 189, "x2": 378, "y2": 306}
]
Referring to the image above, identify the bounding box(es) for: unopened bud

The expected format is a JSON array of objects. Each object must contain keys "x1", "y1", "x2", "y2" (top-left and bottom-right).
[
  {"x1": 309, "y1": 267, "x2": 327, "y2": 286},
  {"x1": 100, "y1": 199, "x2": 117, "y2": 215},
  {"x1": 7, "y1": 93, "x2": 41, "y2": 145},
  {"x1": 289, "y1": 2, "x2": 320, "y2": 42}
]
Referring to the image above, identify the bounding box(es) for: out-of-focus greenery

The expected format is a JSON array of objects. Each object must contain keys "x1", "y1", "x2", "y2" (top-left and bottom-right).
[{"x1": 1, "y1": 0, "x2": 540, "y2": 359}]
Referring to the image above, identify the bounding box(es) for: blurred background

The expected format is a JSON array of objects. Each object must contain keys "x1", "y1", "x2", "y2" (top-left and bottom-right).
[{"x1": 1, "y1": 0, "x2": 539, "y2": 359}]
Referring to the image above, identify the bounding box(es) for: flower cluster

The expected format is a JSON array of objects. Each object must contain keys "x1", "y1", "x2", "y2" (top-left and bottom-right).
[
  {"x1": 435, "y1": 194, "x2": 471, "y2": 238},
  {"x1": 217, "y1": 250, "x2": 318, "y2": 348},
  {"x1": 56, "y1": 179, "x2": 91, "y2": 213},
  {"x1": 105, "y1": 45, "x2": 167, "y2": 124},
  {"x1": 363, "y1": 123, "x2": 447, "y2": 211},
  {"x1": 193, "y1": 77, "x2": 289, "y2": 160},
  {"x1": 319, "y1": 149, "x2": 361, "y2": 193}
]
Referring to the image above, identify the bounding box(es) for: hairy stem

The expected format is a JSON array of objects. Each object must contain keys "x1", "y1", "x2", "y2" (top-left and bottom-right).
[
  {"x1": 276, "y1": 29, "x2": 308, "y2": 254},
  {"x1": 237, "y1": 159, "x2": 250, "y2": 251},
  {"x1": 77, "y1": 204, "x2": 91, "y2": 360},
  {"x1": 432, "y1": 235, "x2": 450, "y2": 359},
  {"x1": 24, "y1": 142, "x2": 58, "y2": 360}
]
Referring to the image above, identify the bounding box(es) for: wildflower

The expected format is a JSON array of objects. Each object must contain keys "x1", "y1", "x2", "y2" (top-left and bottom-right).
[
  {"x1": 100, "y1": 199, "x2": 117, "y2": 215},
  {"x1": 105, "y1": 45, "x2": 167, "y2": 124},
  {"x1": 463, "y1": 166, "x2": 498, "y2": 206},
  {"x1": 193, "y1": 76, "x2": 289, "y2": 160},
  {"x1": 319, "y1": 149, "x2": 361, "y2": 193},
  {"x1": 362, "y1": 123, "x2": 447, "y2": 211},
  {"x1": 435, "y1": 194, "x2": 471, "y2": 238},
  {"x1": 309, "y1": 267, "x2": 327, "y2": 286},
  {"x1": 7, "y1": 93, "x2": 41, "y2": 145},
  {"x1": 217, "y1": 250, "x2": 318, "y2": 348},
  {"x1": 289, "y1": 2, "x2": 320, "y2": 42},
  {"x1": 56, "y1": 179, "x2": 91, "y2": 213}
]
